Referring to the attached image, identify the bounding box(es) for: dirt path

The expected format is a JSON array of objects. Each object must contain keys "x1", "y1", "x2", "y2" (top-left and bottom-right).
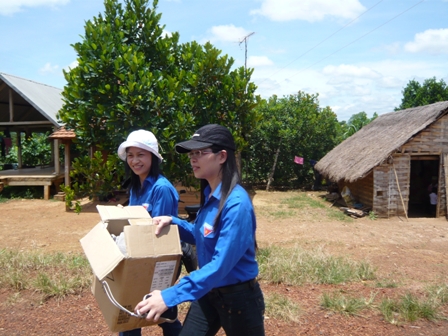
[{"x1": 1, "y1": 191, "x2": 448, "y2": 335}]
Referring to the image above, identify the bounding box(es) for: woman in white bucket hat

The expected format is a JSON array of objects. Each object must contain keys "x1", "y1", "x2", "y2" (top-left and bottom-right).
[{"x1": 117, "y1": 129, "x2": 182, "y2": 336}]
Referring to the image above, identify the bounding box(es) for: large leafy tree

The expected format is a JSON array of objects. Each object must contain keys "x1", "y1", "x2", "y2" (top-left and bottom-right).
[
  {"x1": 60, "y1": 0, "x2": 182, "y2": 150},
  {"x1": 245, "y1": 92, "x2": 341, "y2": 189},
  {"x1": 58, "y1": 0, "x2": 258, "y2": 186},
  {"x1": 396, "y1": 77, "x2": 448, "y2": 110}
]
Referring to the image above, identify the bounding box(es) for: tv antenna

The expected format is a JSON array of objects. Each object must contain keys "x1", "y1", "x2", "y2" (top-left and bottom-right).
[{"x1": 239, "y1": 32, "x2": 255, "y2": 71}]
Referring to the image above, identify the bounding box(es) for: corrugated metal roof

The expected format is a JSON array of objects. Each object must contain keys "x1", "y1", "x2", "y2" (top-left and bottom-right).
[{"x1": 0, "y1": 72, "x2": 62, "y2": 127}]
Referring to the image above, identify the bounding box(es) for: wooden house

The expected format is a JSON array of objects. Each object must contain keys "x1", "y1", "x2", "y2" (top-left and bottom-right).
[
  {"x1": 315, "y1": 101, "x2": 448, "y2": 218},
  {"x1": 0, "y1": 72, "x2": 66, "y2": 199}
]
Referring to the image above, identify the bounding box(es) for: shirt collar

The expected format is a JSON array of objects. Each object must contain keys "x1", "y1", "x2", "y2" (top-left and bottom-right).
[
  {"x1": 142, "y1": 174, "x2": 156, "y2": 188},
  {"x1": 204, "y1": 182, "x2": 222, "y2": 201}
]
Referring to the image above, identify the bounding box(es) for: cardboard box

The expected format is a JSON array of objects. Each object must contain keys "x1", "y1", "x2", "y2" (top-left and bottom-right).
[
  {"x1": 96, "y1": 205, "x2": 152, "y2": 236},
  {"x1": 80, "y1": 205, "x2": 182, "y2": 332}
]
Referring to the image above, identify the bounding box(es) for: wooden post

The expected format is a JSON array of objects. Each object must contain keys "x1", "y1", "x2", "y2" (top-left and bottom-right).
[
  {"x1": 16, "y1": 131, "x2": 22, "y2": 169},
  {"x1": 44, "y1": 185, "x2": 50, "y2": 200},
  {"x1": 54, "y1": 139, "x2": 60, "y2": 175},
  {"x1": 64, "y1": 141, "x2": 70, "y2": 187},
  {"x1": 9, "y1": 88, "x2": 13, "y2": 122}
]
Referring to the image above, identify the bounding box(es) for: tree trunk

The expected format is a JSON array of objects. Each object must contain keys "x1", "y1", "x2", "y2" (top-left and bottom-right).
[{"x1": 266, "y1": 147, "x2": 280, "y2": 191}]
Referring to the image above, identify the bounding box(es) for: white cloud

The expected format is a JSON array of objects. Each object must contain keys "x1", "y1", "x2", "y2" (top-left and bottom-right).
[
  {"x1": 0, "y1": 0, "x2": 69, "y2": 16},
  {"x1": 208, "y1": 25, "x2": 251, "y2": 43},
  {"x1": 404, "y1": 29, "x2": 448, "y2": 55},
  {"x1": 63, "y1": 60, "x2": 78, "y2": 72},
  {"x1": 39, "y1": 62, "x2": 59, "y2": 74},
  {"x1": 352, "y1": 85, "x2": 371, "y2": 96},
  {"x1": 379, "y1": 76, "x2": 402, "y2": 88},
  {"x1": 322, "y1": 64, "x2": 381, "y2": 78},
  {"x1": 247, "y1": 56, "x2": 273, "y2": 67},
  {"x1": 250, "y1": 0, "x2": 365, "y2": 22}
]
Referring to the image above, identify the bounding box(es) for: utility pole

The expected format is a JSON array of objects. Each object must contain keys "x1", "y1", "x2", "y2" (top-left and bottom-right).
[
  {"x1": 239, "y1": 32, "x2": 255, "y2": 72},
  {"x1": 238, "y1": 32, "x2": 255, "y2": 179}
]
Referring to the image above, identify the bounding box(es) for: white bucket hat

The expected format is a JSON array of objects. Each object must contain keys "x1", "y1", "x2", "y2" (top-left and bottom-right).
[{"x1": 117, "y1": 130, "x2": 163, "y2": 163}]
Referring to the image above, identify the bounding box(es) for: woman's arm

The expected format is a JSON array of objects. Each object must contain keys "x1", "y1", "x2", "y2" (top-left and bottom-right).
[
  {"x1": 152, "y1": 216, "x2": 196, "y2": 244},
  {"x1": 161, "y1": 194, "x2": 257, "y2": 307}
]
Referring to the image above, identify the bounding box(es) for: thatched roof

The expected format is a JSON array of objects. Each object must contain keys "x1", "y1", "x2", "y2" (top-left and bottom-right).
[
  {"x1": 315, "y1": 101, "x2": 448, "y2": 183},
  {"x1": 48, "y1": 126, "x2": 76, "y2": 140}
]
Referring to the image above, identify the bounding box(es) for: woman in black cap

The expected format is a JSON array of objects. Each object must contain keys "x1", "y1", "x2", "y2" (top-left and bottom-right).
[{"x1": 135, "y1": 124, "x2": 265, "y2": 335}]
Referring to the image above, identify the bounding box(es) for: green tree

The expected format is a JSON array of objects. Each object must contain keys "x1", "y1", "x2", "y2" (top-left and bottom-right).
[
  {"x1": 342, "y1": 111, "x2": 378, "y2": 139},
  {"x1": 59, "y1": 0, "x2": 185, "y2": 152},
  {"x1": 396, "y1": 77, "x2": 448, "y2": 110},
  {"x1": 245, "y1": 92, "x2": 340, "y2": 189},
  {"x1": 161, "y1": 41, "x2": 260, "y2": 182},
  {"x1": 58, "y1": 0, "x2": 259, "y2": 191},
  {"x1": 2, "y1": 132, "x2": 53, "y2": 167}
]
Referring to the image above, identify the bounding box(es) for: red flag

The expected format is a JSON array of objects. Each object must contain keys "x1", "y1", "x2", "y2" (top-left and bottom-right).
[{"x1": 294, "y1": 156, "x2": 304, "y2": 165}]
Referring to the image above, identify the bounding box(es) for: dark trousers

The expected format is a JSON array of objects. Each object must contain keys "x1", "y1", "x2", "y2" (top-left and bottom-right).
[
  {"x1": 430, "y1": 203, "x2": 437, "y2": 217},
  {"x1": 180, "y1": 280, "x2": 265, "y2": 336},
  {"x1": 118, "y1": 306, "x2": 182, "y2": 336}
]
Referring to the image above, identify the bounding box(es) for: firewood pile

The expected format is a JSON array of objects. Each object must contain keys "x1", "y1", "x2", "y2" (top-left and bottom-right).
[
  {"x1": 340, "y1": 207, "x2": 371, "y2": 218},
  {"x1": 324, "y1": 192, "x2": 371, "y2": 218}
]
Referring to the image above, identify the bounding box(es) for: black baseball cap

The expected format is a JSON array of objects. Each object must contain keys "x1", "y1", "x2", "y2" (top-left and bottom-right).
[{"x1": 175, "y1": 124, "x2": 236, "y2": 153}]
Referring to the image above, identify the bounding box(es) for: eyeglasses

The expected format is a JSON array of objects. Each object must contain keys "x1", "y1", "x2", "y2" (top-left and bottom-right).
[{"x1": 187, "y1": 150, "x2": 215, "y2": 159}]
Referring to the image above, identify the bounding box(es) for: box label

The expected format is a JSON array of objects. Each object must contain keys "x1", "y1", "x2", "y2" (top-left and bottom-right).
[
  {"x1": 150, "y1": 261, "x2": 177, "y2": 292},
  {"x1": 117, "y1": 305, "x2": 132, "y2": 325}
]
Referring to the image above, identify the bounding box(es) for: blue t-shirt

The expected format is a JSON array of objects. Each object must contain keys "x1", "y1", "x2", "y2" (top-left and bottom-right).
[
  {"x1": 129, "y1": 175, "x2": 179, "y2": 217},
  {"x1": 162, "y1": 183, "x2": 259, "y2": 307}
]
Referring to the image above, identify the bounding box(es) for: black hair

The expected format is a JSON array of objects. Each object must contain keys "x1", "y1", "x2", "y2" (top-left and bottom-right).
[
  {"x1": 198, "y1": 143, "x2": 258, "y2": 250},
  {"x1": 198, "y1": 145, "x2": 240, "y2": 228},
  {"x1": 125, "y1": 150, "x2": 161, "y2": 196}
]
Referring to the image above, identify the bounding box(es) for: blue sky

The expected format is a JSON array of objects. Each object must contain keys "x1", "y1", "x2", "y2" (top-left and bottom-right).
[{"x1": 1, "y1": 0, "x2": 447, "y2": 121}]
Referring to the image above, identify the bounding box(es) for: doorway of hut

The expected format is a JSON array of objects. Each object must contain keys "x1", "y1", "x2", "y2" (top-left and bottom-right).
[{"x1": 408, "y1": 156, "x2": 439, "y2": 218}]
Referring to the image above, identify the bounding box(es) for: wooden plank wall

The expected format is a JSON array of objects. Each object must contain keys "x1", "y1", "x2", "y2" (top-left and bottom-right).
[
  {"x1": 400, "y1": 114, "x2": 448, "y2": 217},
  {"x1": 340, "y1": 172, "x2": 373, "y2": 208},
  {"x1": 443, "y1": 154, "x2": 448, "y2": 217},
  {"x1": 388, "y1": 155, "x2": 410, "y2": 218},
  {"x1": 372, "y1": 155, "x2": 410, "y2": 218},
  {"x1": 373, "y1": 164, "x2": 389, "y2": 217},
  {"x1": 401, "y1": 115, "x2": 448, "y2": 153},
  {"x1": 439, "y1": 156, "x2": 447, "y2": 217}
]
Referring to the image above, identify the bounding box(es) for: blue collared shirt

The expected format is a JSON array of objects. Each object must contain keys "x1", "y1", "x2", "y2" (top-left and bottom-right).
[
  {"x1": 129, "y1": 175, "x2": 179, "y2": 217},
  {"x1": 162, "y1": 183, "x2": 259, "y2": 307}
]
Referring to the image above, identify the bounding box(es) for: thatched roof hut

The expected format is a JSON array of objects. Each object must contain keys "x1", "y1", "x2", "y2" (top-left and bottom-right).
[{"x1": 315, "y1": 101, "x2": 448, "y2": 218}]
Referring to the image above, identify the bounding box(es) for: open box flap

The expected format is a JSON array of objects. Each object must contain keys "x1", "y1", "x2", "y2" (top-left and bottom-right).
[
  {"x1": 80, "y1": 222, "x2": 124, "y2": 281},
  {"x1": 96, "y1": 205, "x2": 151, "y2": 221},
  {"x1": 128, "y1": 218, "x2": 153, "y2": 226},
  {"x1": 124, "y1": 225, "x2": 182, "y2": 258}
]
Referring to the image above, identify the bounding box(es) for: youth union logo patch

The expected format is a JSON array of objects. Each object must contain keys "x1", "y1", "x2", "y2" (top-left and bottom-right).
[{"x1": 203, "y1": 223, "x2": 214, "y2": 237}]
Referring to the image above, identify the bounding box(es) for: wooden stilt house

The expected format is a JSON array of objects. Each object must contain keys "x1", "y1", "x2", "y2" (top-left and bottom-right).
[
  {"x1": 0, "y1": 72, "x2": 65, "y2": 199},
  {"x1": 315, "y1": 101, "x2": 448, "y2": 218}
]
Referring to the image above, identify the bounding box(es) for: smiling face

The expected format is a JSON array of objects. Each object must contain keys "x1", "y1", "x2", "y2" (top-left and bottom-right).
[{"x1": 126, "y1": 146, "x2": 153, "y2": 183}]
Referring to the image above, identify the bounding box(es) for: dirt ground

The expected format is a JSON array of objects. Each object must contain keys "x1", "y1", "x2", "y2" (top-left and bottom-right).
[{"x1": 1, "y1": 190, "x2": 448, "y2": 335}]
